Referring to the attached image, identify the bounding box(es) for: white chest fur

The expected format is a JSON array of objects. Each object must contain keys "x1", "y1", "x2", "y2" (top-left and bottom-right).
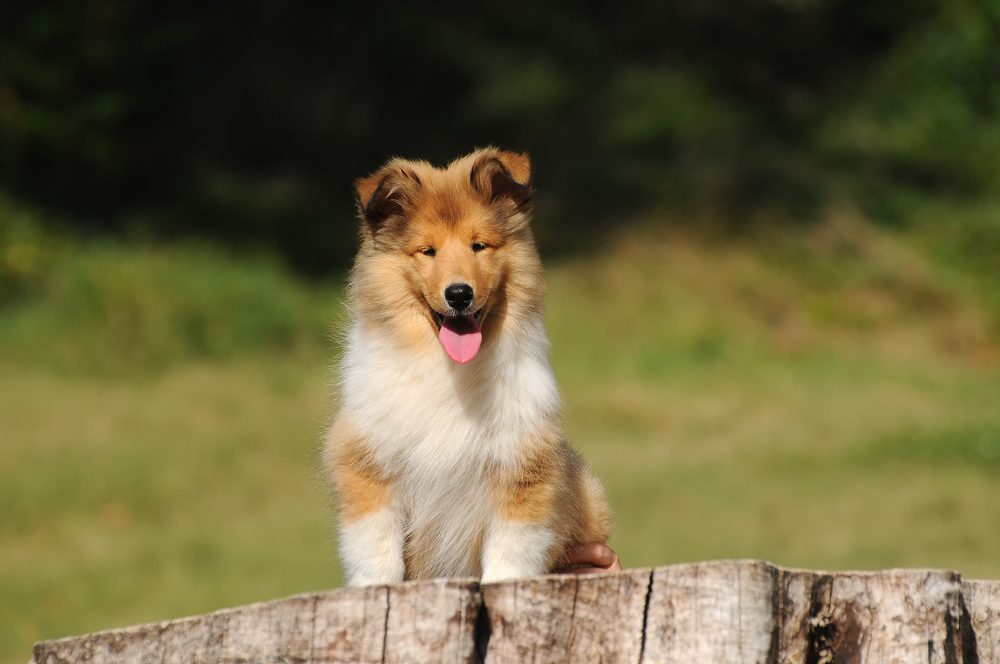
[
  {"x1": 338, "y1": 319, "x2": 560, "y2": 576},
  {"x1": 340, "y1": 319, "x2": 559, "y2": 472}
]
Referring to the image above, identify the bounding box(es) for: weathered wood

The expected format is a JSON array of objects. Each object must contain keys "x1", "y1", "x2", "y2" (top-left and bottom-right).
[
  {"x1": 643, "y1": 559, "x2": 779, "y2": 662},
  {"x1": 30, "y1": 561, "x2": 1000, "y2": 664},
  {"x1": 776, "y1": 567, "x2": 972, "y2": 664},
  {"x1": 644, "y1": 561, "x2": 977, "y2": 663},
  {"x1": 481, "y1": 567, "x2": 651, "y2": 663},
  {"x1": 32, "y1": 579, "x2": 480, "y2": 664},
  {"x1": 964, "y1": 579, "x2": 1000, "y2": 662}
]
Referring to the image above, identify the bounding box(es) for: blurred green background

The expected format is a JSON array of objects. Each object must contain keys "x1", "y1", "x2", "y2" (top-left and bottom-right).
[{"x1": 2, "y1": 1, "x2": 1000, "y2": 661}]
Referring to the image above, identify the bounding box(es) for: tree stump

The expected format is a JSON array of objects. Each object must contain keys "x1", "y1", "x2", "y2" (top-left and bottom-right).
[{"x1": 31, "y1": 560, "x2": 1000, "y2": 663}]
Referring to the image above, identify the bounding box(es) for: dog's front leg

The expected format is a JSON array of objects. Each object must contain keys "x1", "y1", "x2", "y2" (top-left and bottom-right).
[
  {"x1": 338, "y1": 497, "x2": 405, "y2": 587},
  {"x1": 481, "y1": 463, "x2": 558, "y2": 583},
  {"x1": 481, "y1": 518, "x2": 555, "y2": 583},
  {"x1": 327, "y1": 420, "x2": 405, "y2": 587}
]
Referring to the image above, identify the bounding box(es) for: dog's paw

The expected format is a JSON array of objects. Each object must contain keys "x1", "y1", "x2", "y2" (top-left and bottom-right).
[
  {"x1": 480, "y1": 569, "x2": 521, "y2": 584},
  {"x1": 347, "y1": 573, "x2": 403, "y2": 588},
  {"x1": 481, "y1": 521, "x2": 552, "y2": 584}
]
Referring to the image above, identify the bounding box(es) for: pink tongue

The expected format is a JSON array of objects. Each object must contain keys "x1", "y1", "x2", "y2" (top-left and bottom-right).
[{"x1": 438, "y1": 315, "x2": 482, "y2": 364}]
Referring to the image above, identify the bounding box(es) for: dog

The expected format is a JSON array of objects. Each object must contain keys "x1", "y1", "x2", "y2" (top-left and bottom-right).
[{"x1": 326, "y1": 147, "x2": 611, "y2": 586}]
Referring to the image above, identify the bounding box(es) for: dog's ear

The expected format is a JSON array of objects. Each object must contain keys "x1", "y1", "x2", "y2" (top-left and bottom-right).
[
  {"x1": 354, "y1": 163, "x2": 421, "y2": 229},
  {"x1": 470, "y1": 150, "x2": 532, "y2": 210}
]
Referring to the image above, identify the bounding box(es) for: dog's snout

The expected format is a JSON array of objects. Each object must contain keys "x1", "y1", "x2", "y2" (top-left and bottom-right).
[{"x1": 444, "y1": 283, "x2": 474, "y2": 311}]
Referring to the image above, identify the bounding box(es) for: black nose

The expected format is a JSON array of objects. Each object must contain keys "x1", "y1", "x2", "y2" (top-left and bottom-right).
[{"x1": 444, "y1": 283, "x2": 474, "y2": 311}]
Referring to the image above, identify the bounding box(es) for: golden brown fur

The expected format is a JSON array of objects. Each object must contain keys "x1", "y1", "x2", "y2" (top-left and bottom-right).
[{"x1": 327, "y1": 147, "x2": 610, "y2": 583}]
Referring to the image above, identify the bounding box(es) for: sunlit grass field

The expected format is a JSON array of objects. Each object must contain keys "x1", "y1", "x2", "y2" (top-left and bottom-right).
[{"x1": 2, "y1": 209, "x2": 999, "y2": 662}]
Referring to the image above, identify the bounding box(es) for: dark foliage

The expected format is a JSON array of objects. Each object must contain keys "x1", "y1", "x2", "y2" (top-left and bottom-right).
[{"x1": 0, "y1": 1, "x2": 997, "y2": 271}]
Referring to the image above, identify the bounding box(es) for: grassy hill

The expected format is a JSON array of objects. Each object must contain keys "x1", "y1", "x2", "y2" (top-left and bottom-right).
[{"x1": 1, "y1": 205, "x2": 998, "y2": 662}]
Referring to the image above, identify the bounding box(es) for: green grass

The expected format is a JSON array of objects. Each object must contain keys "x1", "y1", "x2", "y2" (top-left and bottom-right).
[
  {"x1": 0, "y1": 358, "x2": 338, "y2": 657},
  {"x1": 2, "y1": 207, "x2": 1000, "y2": 663},
  {"x1": 547, "y1": 218, "x2": 1000, "y2": 578}
]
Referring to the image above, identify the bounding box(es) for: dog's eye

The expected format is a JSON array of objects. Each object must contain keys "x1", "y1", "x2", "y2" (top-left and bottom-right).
[
  {"x1": 421, "y1": 247, "x2": 436, "y2": 257},
  {"x1": 471, "y1": 242, "x2": 488, "y2": 252}
]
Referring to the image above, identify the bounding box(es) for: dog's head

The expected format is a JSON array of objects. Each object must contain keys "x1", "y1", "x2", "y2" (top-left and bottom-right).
[{"x1": 351, "y1": 147, "x2": 542, "y2": 364}]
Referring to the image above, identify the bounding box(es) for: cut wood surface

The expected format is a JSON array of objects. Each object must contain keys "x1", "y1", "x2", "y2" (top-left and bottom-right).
[{"x1": 32, "y1": 560, "x2": 1000, "y2": 663}]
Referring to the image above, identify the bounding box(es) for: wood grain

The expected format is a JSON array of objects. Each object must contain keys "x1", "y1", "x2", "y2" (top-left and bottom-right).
[
  {"x1": 481, "y1": 567, "x2": 651, "y2": 663},
  {"x1": 31, "y1": 561, "x2": 1000, "y2": 663},
  {"x1": 32, "y1": 579, "x2": 479, "y2": 664}
]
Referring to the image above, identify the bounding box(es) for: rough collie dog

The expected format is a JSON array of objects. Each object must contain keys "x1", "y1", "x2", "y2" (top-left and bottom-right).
[{"x1": 326, "y1": 147, "x2": 611, "y2": 586}]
